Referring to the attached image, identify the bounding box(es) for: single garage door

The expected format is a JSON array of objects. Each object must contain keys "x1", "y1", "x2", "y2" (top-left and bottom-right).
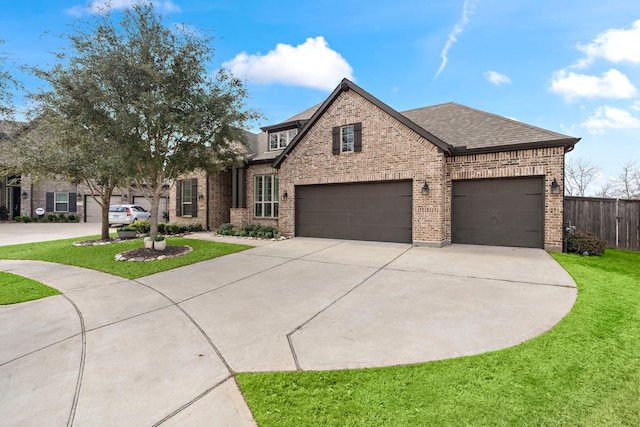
[
  {"x1": 296, "y1": 181, "x2": 412, "y2": 243},
  {"x1": 452, "y1": 177, "x2": 544, "y2": 248},
  {"x1": 85, "y1": 195, "x2": 120, "y2": 223}
]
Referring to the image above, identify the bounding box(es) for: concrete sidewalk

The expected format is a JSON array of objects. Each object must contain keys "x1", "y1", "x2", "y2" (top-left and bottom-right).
[{"x1": 0, "y1": 237, "x2": 577, "y2": 426}]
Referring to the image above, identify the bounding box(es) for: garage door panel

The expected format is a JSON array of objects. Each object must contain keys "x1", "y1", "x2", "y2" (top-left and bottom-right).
[
  {"x1": 452, "y1": 178, "x2": 544, "y2": 248},
  {"x1": 296, "y1": 181, "x2": 412, "y2": 243}
]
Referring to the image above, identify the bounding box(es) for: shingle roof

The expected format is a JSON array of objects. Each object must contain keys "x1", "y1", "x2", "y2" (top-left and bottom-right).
[{"x1": 401, "y1": 102, "x2": 578, "y2": 153}]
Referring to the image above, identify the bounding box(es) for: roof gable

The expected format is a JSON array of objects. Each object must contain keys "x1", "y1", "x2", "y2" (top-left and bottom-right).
[{"x1": 273, "y1": 79, "x2": 452, "y2": 168}]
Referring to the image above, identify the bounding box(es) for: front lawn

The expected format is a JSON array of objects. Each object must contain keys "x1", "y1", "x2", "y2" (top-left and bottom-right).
[
  {"x1": 0, "y1": 271, "x2": 60, "y2": 305},
  {"x1": 0, "y1": 235, "x2": 253, "y2": 279},
  {"x1": 238, "y1": 249, "x2": 640, "y2": 426}
]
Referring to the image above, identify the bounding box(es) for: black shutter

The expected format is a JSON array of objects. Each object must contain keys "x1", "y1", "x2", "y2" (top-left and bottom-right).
[
  {"x1": 354, "y1": 122, "x2": 362, "y2": 152},
  {"x1": 175, "y1": 180, "x2": 182, "y2": 216},
  {"x1": 69, "y1": 193, "x2": 77, "y2": 212},
  {"x1": 46, "y1": 192, "x2": 54, "y2": 212},
  {"x1": 332, "y1": 126, "x2": 340, "y2": 155},
  {"x1": 191, "y1": 179, "x2": 198, "y2": 217}
]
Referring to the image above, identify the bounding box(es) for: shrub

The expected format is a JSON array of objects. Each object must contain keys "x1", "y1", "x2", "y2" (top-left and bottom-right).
[
  {"x1": 0, "y1": 206, "x2": 8, "y2": 221},
  {"x1": 67, "y1": 214, "x2": 77, "y2": 222},
  {"x1": 187, "y1": 223, "x2": 203, "y2": 232},
  {"x1": 154, "y1": 234, "x2": 165, "y2": 242},
  {"x1": 157, "y1": 223, "x2": 166, "y2": 233},
  {"x1": 58, "y1": 213, "x2": 67, "y2": 222},
  {"x1": 117, "y1": 225, "x2": 137, "y2": 232},
  {"x1": 13, "y1": 216, "x2": 22, "y2": 222},
  {"x1": 162, "y1": 211, "x2": 169, "y2": 221},
  {"x1": 133, "y1": 220, "x2": 150, "y2": 234},
  {"x1": 47, "y1": 214, "x2": 58, "y2": 222},
  {"x1": 566, "y1": 232, "x2": 607, "y2": 256},
  {"x1": 21, "y1": 216, "x2": 32, "y2": 223},
  {"x1": 167, "y1": 223, "x2": 181, "y2": 234},
  {"x1": 217, "y1": 223, "x2": 235, "y2": 235}
]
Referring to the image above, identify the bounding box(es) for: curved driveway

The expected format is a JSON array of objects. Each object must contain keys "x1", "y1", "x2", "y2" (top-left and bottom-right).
[{"x1": 0, "y1": 235, "x2": 576, "y2": 426}]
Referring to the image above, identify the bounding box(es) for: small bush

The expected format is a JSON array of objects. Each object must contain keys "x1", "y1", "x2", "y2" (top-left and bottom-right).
[
  {"x1": 158, "y1": 223, "x2": 166, "y2": 233},
  {"x1": 217, "y1": 223, "x2": 235, "y2": 235},
  {"x1": 14, "y1": 216, "x2": 22, "y2": 222},
  {"x1": 21, "y1": 216, "x2": 32, "y2": 223},
  {"x1": 566, "y1": 232, "x2": 607, "y2": 256},
  {"x1": 133, "y1": 220, "x2": 150, "y2": 234},
  {"x1": 47, "y1": 214, "x2": 58, "y2": 222},
  {"x1": 167, "y1": 223, "x2": 181, "y2": 234},
  {"x1": 154, "y1": 234, "x2": 165, "y2": 242},
  {"x1": 0, "y1": 206, "x2": 8, "y2": 221},
  {"x1": 68, "y1": 214, "x2": 77, "y2": 222},
  {"x1": 187, "y1": 223, "x2": 203, "y2": 232},
  {"x1": 117, "y1": 225, "x2": 137, "y2": 232},
  {"x1": 58, "y1": 213, "x2": 67, "y2": 222}
]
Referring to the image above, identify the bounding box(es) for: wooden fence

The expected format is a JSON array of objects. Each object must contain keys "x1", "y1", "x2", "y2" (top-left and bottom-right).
[{"x1": 564, "y1": 196, "x2": 640, "y2": 251}]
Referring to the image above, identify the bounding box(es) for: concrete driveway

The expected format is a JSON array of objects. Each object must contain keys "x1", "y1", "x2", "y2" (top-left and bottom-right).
[{"x1": 0, "y1": 231, "x2": 577, "y2": 426}]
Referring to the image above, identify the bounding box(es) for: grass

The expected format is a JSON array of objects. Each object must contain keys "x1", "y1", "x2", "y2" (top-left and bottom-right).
[
  {"x1": 0, "y1": 235, "x2": 253, "y2": 279},
  {"x1": 238, "y1": 249, "x2": 640, "y2": 426},
  {"x1": 0, "y1": 271, "x2": 60, "y2": 305}
]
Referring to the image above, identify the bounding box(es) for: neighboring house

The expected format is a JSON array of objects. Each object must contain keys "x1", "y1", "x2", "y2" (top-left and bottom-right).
[
  {"x1": 1, "y1": 121, "x2": 168, "y2": 222},
  {"x1": 173, "y1": 78, "x2": 579, "y2": 250}
]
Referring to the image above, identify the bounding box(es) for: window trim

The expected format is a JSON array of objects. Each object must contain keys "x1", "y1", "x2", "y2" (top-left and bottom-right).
[
  {"x1": 254, "y1": 175, "x2": 279, "y2": 218},
  {"x1": 341, "y1": 125, "x2": 355, "y2": 153}
]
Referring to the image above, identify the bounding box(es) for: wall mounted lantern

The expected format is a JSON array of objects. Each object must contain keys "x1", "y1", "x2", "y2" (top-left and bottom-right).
[
  {"x1": 122, "y1": 193, "x2": 128, "y2": 200},
  {"x1": 551, "y1": 178, "x2": 561, "y2": 194},
  {"x1": 282, "y1": 191, "x2": 288, "y2": 201},
  {"x1": 421, "y1": 180, "x2": 429, "y2": 195},
  {"x1": 21, "y1": 191, "x2": 28, "y2": 199},
  {"x1": 198, "y1": 193, "x2": 204, "y2": 201}
]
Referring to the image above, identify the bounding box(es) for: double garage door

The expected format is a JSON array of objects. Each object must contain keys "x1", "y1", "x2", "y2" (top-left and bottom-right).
[
  {"x1": 296, "y1": 181, "x2": 412, "y2": 243},
  {"x1": 295, "y1": 177, "x2": 544, "y2": 248},
  {"x1": 452, "y1": 177, "x2": 544, "y2": 248}
]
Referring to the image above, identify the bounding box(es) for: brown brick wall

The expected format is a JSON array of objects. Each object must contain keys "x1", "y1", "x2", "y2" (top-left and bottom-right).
[
  {"x1": 446, "y1": 147, "x2": 566, "y2": 250},
  {"x1": 276, "y1": 89, "x2": 448, "y2": 244},
  {"x1": 208, "y1": 170, "x2": 232, "y2": 230}
]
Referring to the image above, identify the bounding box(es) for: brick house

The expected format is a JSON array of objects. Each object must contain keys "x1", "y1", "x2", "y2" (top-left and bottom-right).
[{"x1": 170, "y1": 79, "x2": 579, "y2": 250}]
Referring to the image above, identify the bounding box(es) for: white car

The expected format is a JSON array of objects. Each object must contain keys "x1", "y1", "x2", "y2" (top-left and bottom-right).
[{"x1": 108, "y1": 204, "x2": 151, "y2": 226}]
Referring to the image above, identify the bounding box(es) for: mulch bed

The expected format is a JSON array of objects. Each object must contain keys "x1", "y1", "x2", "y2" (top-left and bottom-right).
[{"x1": 115, "y1": 245, "x2": 193, "y2": 262}]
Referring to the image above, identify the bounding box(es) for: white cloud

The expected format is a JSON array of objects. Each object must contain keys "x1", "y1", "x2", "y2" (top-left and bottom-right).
[
  {"x1": 550, "y1": 68, "x2": 638, "y2": 100},
  {"x1": 632, "y1": 100, "x2": 640, "y2": 111},
  {"x1": 435, "y1": 0, "x2": 479, "y2": 78},
  {"x1": 223, "y1": 37, "x2": 353, "y2": 91},
  {"x1": 581, "y1": 106, "x2": 640, "y2": 134},
  {"x1": 484, "y1": 70, "x2": 511, "y2": 85},
  {"x1": 67, "y1": 0, "x2": 181, "y2": 16},
  {"x1": 575, "y1": 19, "x2": 640, "y2": 67}
]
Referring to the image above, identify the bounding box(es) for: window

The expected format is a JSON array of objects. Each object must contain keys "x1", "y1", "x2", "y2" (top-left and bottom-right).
[
  {"x1": 341, "y1": 125, "x2": 354, "y2": 153},
  {"x1": 175, "y1": 179, "x2": 198, "y2": 217},
  {"x1": 182, "y1": 181, "x2": 192, "y2": 216},
  {"x1": 269, "y1": 129, "x2": 298, "y2": 150},
  {"x1": 255, "y1": 175, "x2": 279, "y2": 217},
  {"x1": 54, "y1": 192, "x2": 69, "y2": 212},
  {"x1": 332, "y1": 122, "x2": 362, "y2": 155}
]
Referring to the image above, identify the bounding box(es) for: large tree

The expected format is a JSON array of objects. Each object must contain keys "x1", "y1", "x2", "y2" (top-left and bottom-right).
[
  {"x1": 565, "y1": 157, "x2": 599, "y2": 196},
  {"x1": 0, "y1": 39, "x2": 19, "y2": 119},
  {"x1": 31, "y1": 2, "x2": 258, "y2": 239}
]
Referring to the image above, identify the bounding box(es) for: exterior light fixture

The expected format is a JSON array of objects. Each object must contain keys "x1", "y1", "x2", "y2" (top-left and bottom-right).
[
  {"x1": 551, "y1": 178, "x2": 561, "y2": 194},
  {"x1": 198, "y1": 193, "x2": 204, "y2": 201},
  {"x1": 282, "y1": 191, "x2": 288, "y2": 201},
  {"x1": 21, "y1": 191, "x2": 28, "y2": 199},
  {"x1": 421, "y1": 180, "x2": 429, "y2": 195},
  {"x1": 122, "y1": 193, "x2": 128, "y2": 200}
]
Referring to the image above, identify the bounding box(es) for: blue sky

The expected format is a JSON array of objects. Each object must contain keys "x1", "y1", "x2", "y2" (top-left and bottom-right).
[{"x1": 2, "y1": 0, "x2": 640, "y2": 193}]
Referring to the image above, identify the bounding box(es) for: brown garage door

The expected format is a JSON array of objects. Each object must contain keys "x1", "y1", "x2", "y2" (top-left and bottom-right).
[
  {"x1": 296, "y1": 181, "x2": 412, "y2": 243},
  {"x1": 452, "y1": 177, "x2": 544, "y2": 248}
]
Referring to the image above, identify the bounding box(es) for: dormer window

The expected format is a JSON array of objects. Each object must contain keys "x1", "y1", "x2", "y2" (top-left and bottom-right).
[{"x1": 269, "y1": 128, "x2": 298, "y2": 150}]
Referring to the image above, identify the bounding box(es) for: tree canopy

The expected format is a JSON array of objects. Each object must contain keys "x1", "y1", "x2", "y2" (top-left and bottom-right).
[{"x1": 29, "y1": 2, "x2": 258, "y2": 238}]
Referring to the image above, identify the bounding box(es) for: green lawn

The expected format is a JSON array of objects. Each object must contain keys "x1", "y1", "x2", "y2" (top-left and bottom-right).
[
  {"x1": 0, "y1": 235, "x2": 253, "y2": 279},
  {"x1": 0, "y1": 271, "x2": 60, "y2": 304},
  {"x1": 238, "y1": 249, "x2": 640, "y2": 426}
]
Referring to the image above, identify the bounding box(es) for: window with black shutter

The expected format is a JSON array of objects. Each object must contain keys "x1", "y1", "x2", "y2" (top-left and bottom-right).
[{"x1": 175, "y1": 179, "x2": 198, "y2": 217}]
